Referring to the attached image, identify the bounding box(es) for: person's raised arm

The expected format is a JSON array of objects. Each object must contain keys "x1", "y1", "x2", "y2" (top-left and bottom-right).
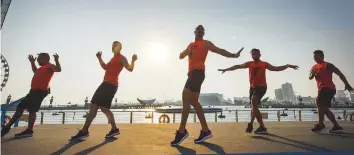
[
  {"x1": 266, "y1": 63, "x2": 299, "y2": 71},
  {"x1": 28, "y1": 54, "x2": 38, "y2": 73},
  {"x1": 328, "y1": 63, "x2": 354, "y2": 93},
  {"x1": 206, "y1": 41, "x2": 243, "y2": 58},
  {"x1": 48, "y1": 53, "x2": 62, "y2": 72},
  {"x1": 121, "y1": 54, "x2": 138, "y2": 72},
  {"x1": 218, "y1": 62, "x2": 249, "y2": 74},
  {"x1": 96, "y1": 51, "x2": 107, "y2": 70},
  {"x1": 179, "y1": 45, "x2": 192, "y2": 59}
]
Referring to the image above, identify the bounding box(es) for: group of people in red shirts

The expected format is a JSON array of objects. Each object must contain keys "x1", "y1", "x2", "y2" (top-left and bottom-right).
[{"x1": 2, "y1": 25, "x2": 353, "y2": 147}]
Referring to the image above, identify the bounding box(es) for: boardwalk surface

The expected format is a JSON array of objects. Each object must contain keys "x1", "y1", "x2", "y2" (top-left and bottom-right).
[{"x1": 1, "y1": 122, "x2": 354, "y2": 155}]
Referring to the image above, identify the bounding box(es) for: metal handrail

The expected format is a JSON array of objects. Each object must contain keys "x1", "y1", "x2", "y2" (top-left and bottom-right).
[{"x1": 7, "y1": 108, "x2": 353, "y2": 126}]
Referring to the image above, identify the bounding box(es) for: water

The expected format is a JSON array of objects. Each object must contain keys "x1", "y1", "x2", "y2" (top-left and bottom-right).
[{"x1": 3, "y1": 106, "x2": 353, "y2": 127}]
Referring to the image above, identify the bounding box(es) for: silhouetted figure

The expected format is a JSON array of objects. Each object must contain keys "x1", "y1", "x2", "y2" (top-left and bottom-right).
[
  {"x1": 5, "y1": 95, "x2": 11, "y2": 105},
  {"x1": 84, "y1": 97, "x2": 89, "y2": 109}
]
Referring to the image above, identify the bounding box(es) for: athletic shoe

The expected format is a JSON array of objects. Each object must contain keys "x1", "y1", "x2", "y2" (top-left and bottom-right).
[
  {"x1": 329, "y1": 126, "x2": 343, "y2": 133},
  {"x1": 245, "y1": 123, "x2": 253, "y2": 133},
  {"x1": 311, "y1": 124, "x2": 326, "y2": 132},
  {"x1": 1, "y1": 126, "x2": 11, "y2": 137},
  {"x1": 71, "y1": 130, "x2": 89, "y2": 140},
  {"x1": 171, "y1": 130, "x2": 189, "y2": 146},
  {"x1": 14, "y1": 129, "x2": 33, "y2": 138},
  {"x1": 194, "y1": 130, "x2": 213, "y2": 143},
  {"x1": 105, "y1": 128, "x2": 120, "y2": 138},
  {"x1": 254, "y1": 127, "x2": 268, "y2": 134}
]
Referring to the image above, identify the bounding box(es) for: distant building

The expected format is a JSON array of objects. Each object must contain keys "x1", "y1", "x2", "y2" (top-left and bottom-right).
[
  {"x1": 137, "y1": 98, "x2": 156, "y2": 105},
  {"x1": 274, "y1": 88, "x2": 284, "y2": 101},
  {"x1": 199, "y1": 93, "x2": 226, "y2": 105},
  {"x1": 335, "y1": 90, "x2": 349, "y2": 103},
  {"x1": 350, "y1": 94, "x2": 354, "y2": 102},
  {"x1": 336, "y1": 90, "x2": 346, "y2": 98},
  {"x1": 281, "y1": 83, "x2": 296, "y2": 101}
]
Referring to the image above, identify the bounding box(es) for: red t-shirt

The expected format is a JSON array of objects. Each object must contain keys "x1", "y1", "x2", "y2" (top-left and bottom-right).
[
  {"x1": 31, "y1": 64, "x2": 54, "y2": 90},
  {"x1": 188, "y1": 40, "x2": 209, "y2": 72},
  {"x1": 248, "y1": 61, "x2": 268, "y2": 88},
  {"x1": 104, "y1": 54, "x2": 124, "y2": 86},
  {"x1": 312, "y1": 61, "x2": 336, "y2": 90}
]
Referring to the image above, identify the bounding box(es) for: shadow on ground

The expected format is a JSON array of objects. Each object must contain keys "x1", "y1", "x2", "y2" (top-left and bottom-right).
[
  {"x1": 74, "y1": 137, "x2": 118, "y2": 155},
  {"x1": 172, "y1": 145, "x2": 196, "y2": 155},
  {"x1": 251, "y1": 133, "x2": 333, "y2": 152}
]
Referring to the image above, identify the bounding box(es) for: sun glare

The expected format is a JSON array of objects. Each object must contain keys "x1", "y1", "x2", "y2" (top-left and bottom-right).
[{"x1": 146, "y1": 41, "x2": 168, "y2": 63}]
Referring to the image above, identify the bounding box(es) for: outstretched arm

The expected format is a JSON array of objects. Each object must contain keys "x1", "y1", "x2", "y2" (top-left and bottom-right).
[
  {"x1": 266, "y1": 63, "x2": 298, "y2": 71},
  {"x1": 121, "y1": 55, "x2": 137, "y2": 72},
  {"x1": 328, "y1": 63, "x2": 351, "y2": 87},
  {"x1": 206, "y1": 41, "x2": 242, "y2": 58},
  {"x1": 218, "y1": 62, "x2": 249, "y2": 74}
]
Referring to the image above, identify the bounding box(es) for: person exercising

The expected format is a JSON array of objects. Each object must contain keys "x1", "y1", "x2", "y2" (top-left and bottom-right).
[
  {"x1": 1, "y1": 53, "x2": 62, "y2": 138},
  {"x1": 309, "y1": 50, "x2": 353, "y2": 133},
  {"x1": 171, "y1": 25, "x2": 243, "y2": 146},
  {"x1": 71, "y1": 41, "x2": 137, "y2": 140},
  {"x1": 218, "y1": 48, "x2": 298, "y2": 134}
]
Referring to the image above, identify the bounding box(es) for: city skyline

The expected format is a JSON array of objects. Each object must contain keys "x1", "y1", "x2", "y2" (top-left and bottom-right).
[{"x1": 1, "y1": 0, "x2": 354, "y2": 105}]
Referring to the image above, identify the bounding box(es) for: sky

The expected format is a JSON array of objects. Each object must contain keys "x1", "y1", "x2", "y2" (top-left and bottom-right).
[{"x1": 1, "y1": 0, "x2": 354, "y2": 105}]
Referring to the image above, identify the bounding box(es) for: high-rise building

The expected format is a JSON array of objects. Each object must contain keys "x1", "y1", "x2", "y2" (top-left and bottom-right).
[
  {"x1": 274, "y1": 88, "x2": 284, "y2": 101},
  {"x1": 281, "y1": 83, "x2": 296, "y2": 101}
]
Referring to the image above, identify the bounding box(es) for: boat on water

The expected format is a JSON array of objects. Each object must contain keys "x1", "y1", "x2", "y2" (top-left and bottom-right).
[
  {"x1": 155, "y1": 106, "x2": 222, "y2": 113},
  {"x1": 52, "y1": 112, "x2": 59, "y2": 116}
]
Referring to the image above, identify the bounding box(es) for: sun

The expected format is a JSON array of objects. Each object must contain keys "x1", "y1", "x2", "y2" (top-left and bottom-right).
[{"x1": 146, "y1": 41, "x2": 168, "y2": 63}]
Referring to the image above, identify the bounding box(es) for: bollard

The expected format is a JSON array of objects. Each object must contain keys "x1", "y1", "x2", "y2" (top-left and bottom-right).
[
  {"x1": 194, "y1": 113, "x2": 197, "y2": 123},
  {"x1": 277, "y1": 110, "x2": 280, "y2": 122},
  {"x1": 151, "y1": 112, "x2": 154, "y2": 123},
  {"x1": 299, "y1": 110, "x2": 302, "y2": 122},
  {"x1": 236, "y1": 110, "x2": 238, "y2": 122},
  {"x1": 62, "y1": 112, "x2": 65, "y2": 124},
  {"x1": 215, "y1": 112, "x2": 217, "y2": 122},
  {"x1": 173, "y1": 112, "x2": 176, "y2": 123},
  {"x1": 130, "y1": 112, "x2": 133, "y2": 124},
  {"x1": 344, "y1": 110, "x2": 347, "y2": 122},
  {"x1": 40, "y1": 112, "x2": 44, "y2": 124}
]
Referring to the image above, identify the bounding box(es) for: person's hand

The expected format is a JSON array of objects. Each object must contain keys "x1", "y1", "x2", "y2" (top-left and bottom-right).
[
  {"x1": 28, "y1": 54, "x2": 36, "y2": 63},
  {"x1": 186, "y1": 45, "x2": 195, "y2": 56},
  {"x1": 345, "y1": 84, "x2": 354, "y2": 93},
  {"x1": 96, "y1": 51, "x2": 102, "y2": 58},
  {"x1": 218, "y1": 69, "x2": 227, "y2": 74},
  {"x1": 132, "y1": 54, "x2": 138, "y2": 61},
  {"x1": 53, "y1": 53, "x2": 59, "y2": 61},
  {"x1": 310, "y1": 69, "x2": 319, "y2": 76},
  {"x1": 233, "y1": 47, "x2": 244, "y2": 58},
  {"x1": 288, "y1": 64, "x2": 299, "y2": 70}
]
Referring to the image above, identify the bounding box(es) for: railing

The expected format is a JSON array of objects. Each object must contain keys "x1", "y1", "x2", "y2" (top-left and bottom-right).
[{"x1": 21, "y1": 109, "x2": 353, "y2": 125}]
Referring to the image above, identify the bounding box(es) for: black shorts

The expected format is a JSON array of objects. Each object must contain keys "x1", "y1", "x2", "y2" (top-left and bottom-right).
[
  {"x1": 17, "y1": 89, "x2": 49, "y2": 112},
  {"x1": 91, "y1": 82, "x2": 118, "y2": 108},
  {"x1": 184, "y1": 70, "x2": 205, "y2": 92},
  {"x1": 249, "y1": 86, "x2": 267, "y2": 104},
  {"x1": 317, "y1": 88, "x2": 336, "y2": 107}
]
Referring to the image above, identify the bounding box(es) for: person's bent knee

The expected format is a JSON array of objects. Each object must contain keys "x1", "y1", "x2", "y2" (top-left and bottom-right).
[{"x1": 251, "y1": 95, "x2": 259, "y2": 107}]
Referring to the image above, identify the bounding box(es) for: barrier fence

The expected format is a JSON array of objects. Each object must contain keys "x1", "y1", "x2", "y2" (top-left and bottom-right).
[{"x1": 4, "y1": 109, "x2": 353, "y2": 127}]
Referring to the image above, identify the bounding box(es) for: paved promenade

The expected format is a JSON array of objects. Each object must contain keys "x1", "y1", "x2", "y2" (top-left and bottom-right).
[{"x1": 2, "y1": 122, "x2": 354, "y2": 155}]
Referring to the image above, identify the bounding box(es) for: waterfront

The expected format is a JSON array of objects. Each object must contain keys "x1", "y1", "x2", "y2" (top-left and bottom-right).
[{"x1": 3, "y1": 106, "x2": 354, "y2": 127}]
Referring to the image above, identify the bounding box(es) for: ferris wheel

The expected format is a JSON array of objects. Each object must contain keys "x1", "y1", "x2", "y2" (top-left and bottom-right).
[{"x1": 1, "y1": 54, "x2": 10, "y2": 91}]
